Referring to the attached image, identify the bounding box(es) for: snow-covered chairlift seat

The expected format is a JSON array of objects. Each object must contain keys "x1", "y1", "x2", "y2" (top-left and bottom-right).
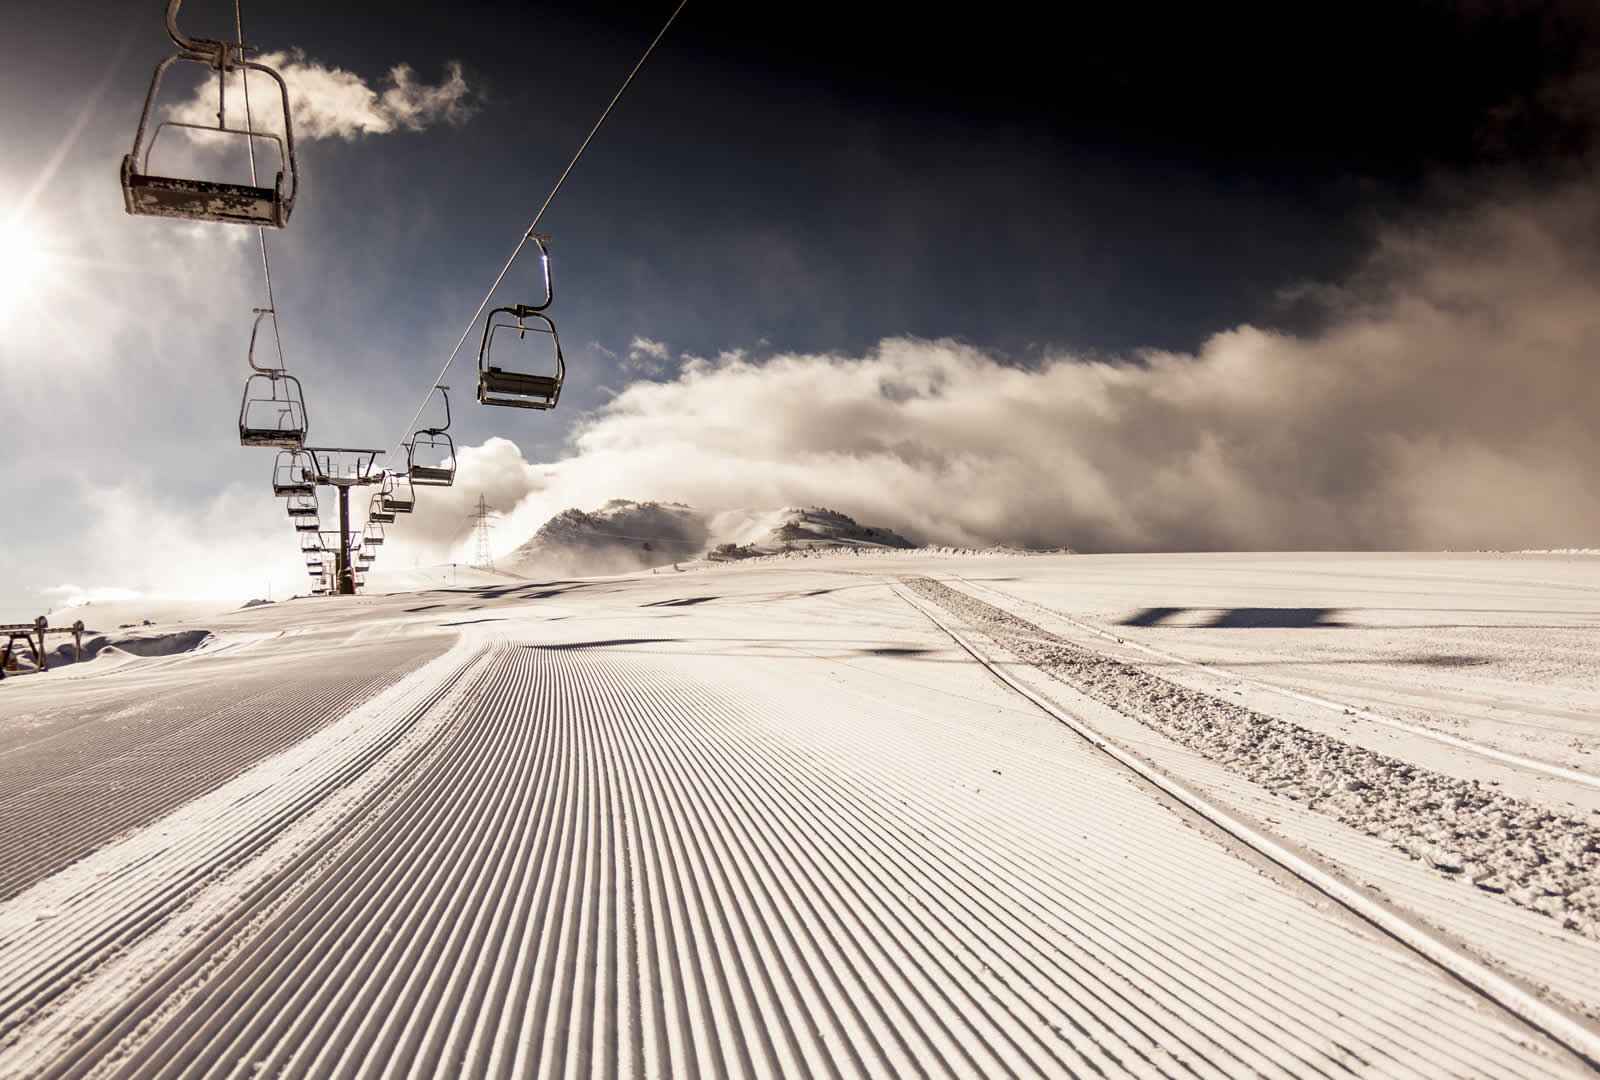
[{"x1": 121, "y1": 9, "x2": 299, "y2": 228}]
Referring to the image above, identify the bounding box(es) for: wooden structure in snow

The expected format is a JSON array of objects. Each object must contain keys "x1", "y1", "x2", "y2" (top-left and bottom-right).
[{"x1": 1, "y1": 616, "x2": 86, "y2": 677}]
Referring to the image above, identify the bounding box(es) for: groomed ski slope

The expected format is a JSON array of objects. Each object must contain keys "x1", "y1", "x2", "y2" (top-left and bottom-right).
[{"x1": 1, "y1": 554, "x2": 1597, "y2": 1077}]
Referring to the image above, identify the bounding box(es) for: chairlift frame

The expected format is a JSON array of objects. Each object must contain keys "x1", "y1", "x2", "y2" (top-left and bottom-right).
[
  {"x1": 381, "y1": 472, "x2": 416, "y2": 515},
  {"x1": 362, "y1": 521, "x2": 385, "y2": 547},
  {"x1": 478, "y1": 235, "x2": 564, "y2": 411},
  {"x1": 122, "y1": 1, "x2": 299, "y2": 227},
  {"x1": 293, "y1": 514, "x2": 321, "y2": 533},
  {"x1": 284, "y1": 491, "x2": 318, "y2": 518},
  {"x1": 367, "y1": 490, "x2": 396, "y2": 524},
  {"x1": 240, "y1": 311, "x2": 308, "y2": 448},
  {"x1": 408, "y1": 385, "x2": 456, "y2": 486},
  {"x1": 272, "y1": 448, "x2": 317, "y2": 497}
]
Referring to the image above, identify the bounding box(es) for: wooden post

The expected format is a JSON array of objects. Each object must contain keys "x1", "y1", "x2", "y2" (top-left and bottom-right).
[{"x1": 34, "y1": 616, "x2": 47, "y2": 673}]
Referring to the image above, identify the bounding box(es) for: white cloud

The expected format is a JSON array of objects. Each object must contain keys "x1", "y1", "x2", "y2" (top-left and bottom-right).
[
  {"x1": 464, "y1": 175, "x2": 1600, "y2": 554},
  {"x1": 624, "y1": 336, "x2": 671, "y2": 376},
  {"x1": 165, "y1": 51, "x2": 476, "y2": 142},
  {"x1": 38, "y1": 585, "x2": 143, "y2": 608}
]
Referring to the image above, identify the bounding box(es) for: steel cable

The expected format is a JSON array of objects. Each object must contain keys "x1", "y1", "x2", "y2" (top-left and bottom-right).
[
  {"x1": 234, "y1": 0, "x2": 286, "y2": 369},
  {"x1": 381, "y1": 0, "x2": 689, "y2": 470}
]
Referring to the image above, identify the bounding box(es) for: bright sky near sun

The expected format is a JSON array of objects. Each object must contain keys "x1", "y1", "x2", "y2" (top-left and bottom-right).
[{"x1": 2, "y1": 0, "x2": 1598, "y2": 615}]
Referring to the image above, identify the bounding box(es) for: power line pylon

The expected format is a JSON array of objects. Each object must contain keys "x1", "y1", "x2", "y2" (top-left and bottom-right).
[{"x1": 469, "y1": 494, "x2": 498, "y2": 571}]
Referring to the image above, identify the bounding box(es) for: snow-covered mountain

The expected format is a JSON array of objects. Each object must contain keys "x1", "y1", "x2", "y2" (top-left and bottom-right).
[
  {"x1": 502, "y1": 501, "x2": 914, "y2": 576},
  {"x1": 705, "y1": 506, "x2": 915, "y2": 558},
  {"x1": 502, "y1": 500, "x2": 711, "y2": 577}
]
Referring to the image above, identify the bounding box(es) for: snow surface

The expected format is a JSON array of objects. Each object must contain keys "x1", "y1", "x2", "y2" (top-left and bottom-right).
[{"x1": 0, "y1": 552, "x2": 1596, "y2": 1076}]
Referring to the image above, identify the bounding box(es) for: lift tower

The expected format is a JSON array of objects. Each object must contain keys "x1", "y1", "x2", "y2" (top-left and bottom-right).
[{"x1": 301, "y1": 448, "x2": 384, "y2": 595}]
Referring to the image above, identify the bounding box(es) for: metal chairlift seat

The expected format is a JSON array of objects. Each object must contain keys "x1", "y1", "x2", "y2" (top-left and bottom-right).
[
  {"x1": 241, "y1": 310, "x2": 308, "y2": 448},
  {"x1": 285, "y1": 493, "x2": 318, "y2": 517},
  {"x1": 478, "y1": 307, "x2": 564, "y2": 411},
  {"x1": 476, "y1": 235, "x2": 563, "y2": 410},
  {"x1": 311, "y1": 585, "x2": 328, "y2": 595},
  {"x1": 381, "y1": 475, "x2": 416, "y2": 515},
  {"x1": 240, "y1": 372, "x2": 308, "y2": 447},
  {"x1": 408, "y1": 385, "x2": 456, "y2": 486},
  {"x1": 122, "y1": 4, "x2": 299, "y2": 227},
  {"x1": 273, "y1": 449, "x2": 317, "y2": 497},
  {"x1": 293, "y1": 515, "x2": 321, "y2": 534},
  {"x1": 362, "y1": 522, "x2": 385, "y2": 547},
  {"x1": 367, "y1": 494, "x2": 396, "y2": 525}
]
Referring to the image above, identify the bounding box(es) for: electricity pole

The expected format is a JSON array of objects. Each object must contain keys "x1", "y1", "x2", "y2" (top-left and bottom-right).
[{"x1": 469, "y1": 495, "x2": 497, "y2": 571}]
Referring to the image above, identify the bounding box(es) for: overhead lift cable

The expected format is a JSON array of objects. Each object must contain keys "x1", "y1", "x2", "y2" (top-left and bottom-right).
[
  {"x1": 235, "y1": 0, "x2": 288, "y2": 378},
  {"x1": 230, "y1": 0, "x2": 307, "y2": 450},
  {"x1": 381, "y1": 0, "x2": 689, "y2": 468}
]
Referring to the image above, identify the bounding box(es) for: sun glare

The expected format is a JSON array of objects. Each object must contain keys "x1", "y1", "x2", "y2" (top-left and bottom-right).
[{"x1": 0, "y1": 218, "x2": 49, "y2": 310}]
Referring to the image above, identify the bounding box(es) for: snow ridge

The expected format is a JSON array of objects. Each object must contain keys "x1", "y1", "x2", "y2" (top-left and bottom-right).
[{"x1": 904, "y1": 577, "x2": 1600, "y2": 941}]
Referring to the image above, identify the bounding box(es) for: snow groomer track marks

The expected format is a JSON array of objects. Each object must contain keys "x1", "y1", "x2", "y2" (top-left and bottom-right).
[
  {"x1": 1, "y1": 557, "x2": 1597, "y2": 1077},
  {"x1": 0, "y1": 633, "x2": 454, "y2": 902}
]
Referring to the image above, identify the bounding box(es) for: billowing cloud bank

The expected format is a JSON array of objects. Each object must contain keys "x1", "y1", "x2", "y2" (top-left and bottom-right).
[
  {"x1": 425, "y1": 176, "x2": 1599, "y2": 556},
  {"x1": 168, "y1": 51, "x2": 475, "y2": 140},
  {"x1": 55, "y1": 174, "x2": 1600, "y2": 609}
]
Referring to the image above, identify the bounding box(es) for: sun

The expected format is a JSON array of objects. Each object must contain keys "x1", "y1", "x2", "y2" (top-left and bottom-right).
[{"x1": 0, "y1": 218, "x2": 49, "y2": 307}]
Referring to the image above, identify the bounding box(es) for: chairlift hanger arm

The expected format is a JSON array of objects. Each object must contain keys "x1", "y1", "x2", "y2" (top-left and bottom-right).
[
  {"x1": 434, "y1": 385, "x2": 451, "y2": 433},
  {"x1": 165, "y1": 0, "x2": 234, "y2": 56},
  {"x1": 249, "y1": 308, "x2": 283, "y2": 373}
]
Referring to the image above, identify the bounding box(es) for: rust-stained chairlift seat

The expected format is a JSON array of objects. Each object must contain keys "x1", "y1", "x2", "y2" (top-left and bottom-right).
[{"x1": 122, "y1": 159, "x2": 287, "y2": 227}]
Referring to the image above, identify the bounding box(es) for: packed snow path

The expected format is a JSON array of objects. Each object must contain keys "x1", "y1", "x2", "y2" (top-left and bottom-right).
[
  {"x1": 1, "y1": 557, "x2": 1596, "y2": 1077},
  {"x1": 0, "y1": 630, "x2": 452, "y2": 902}
]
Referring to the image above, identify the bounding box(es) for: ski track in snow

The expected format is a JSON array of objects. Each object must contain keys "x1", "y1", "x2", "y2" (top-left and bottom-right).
[
  {"x1": 902, "y1": 577, "x2": 1600, "y2": 944},
  {"x1": 0, "y1": 559, "x2": 1595, "y2": 1077},
  {"x1": 0, "y1": 634, "x2": 453, "y2": 902}
]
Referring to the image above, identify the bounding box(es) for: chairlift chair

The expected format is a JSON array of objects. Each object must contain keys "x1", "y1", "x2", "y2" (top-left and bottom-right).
[
  {"x1": 240, "y1": 310, "x2": 308, "y2": 448},
  {"x1": 477, "y1": 235, "x2": 564, "y2": 410},
  {"x1": 121, "y1": 2, "x2": 299, "y2": 227},
  {"x1": 293, "y1": 513, "x2": 321, "y2": 534},
  {"x1": 381, "y1": 473, "x2": 416, "y2": 515},
  {"x1": 408, "y1": 386, "x2": 456, "y2": 486},
  {"x1": 311, "y1": 585, "x2": 328, "y2": 595},
  {"x1": 367, "y1": 491, "x2": 396, "y2": 524},
  {"x1": 285, "y1": 492, "x2": 318, "y2": 517},
  {"x1": 272, "y1": 449, "x2": 317, "y2": 497},
  {"x1": 362, "y1": 521, "x2": 385, "y2": 547}
]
